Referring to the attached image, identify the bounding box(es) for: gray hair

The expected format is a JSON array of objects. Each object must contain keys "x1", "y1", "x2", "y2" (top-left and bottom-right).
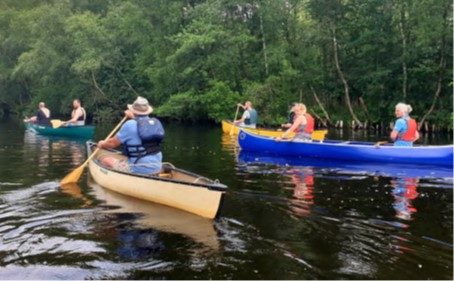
[{"x1": 395, "y1": 102, "x2": 412, "y2": 115}]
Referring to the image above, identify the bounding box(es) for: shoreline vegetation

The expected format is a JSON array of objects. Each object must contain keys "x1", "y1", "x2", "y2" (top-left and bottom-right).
[{"x1": 0, "y1": 0, "x2": 452, "y2": 132}]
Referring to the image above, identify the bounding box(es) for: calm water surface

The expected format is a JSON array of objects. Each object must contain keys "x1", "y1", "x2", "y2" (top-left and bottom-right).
[{"x1": 0, "y1": 117, "x2": 452, "y2": 279}]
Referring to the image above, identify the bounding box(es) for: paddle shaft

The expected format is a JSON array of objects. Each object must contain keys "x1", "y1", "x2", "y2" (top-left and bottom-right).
[
  {"x1": 230, "y1": 105, "x2": 240, "y2": 135},
  {"x1": 60, "y1": 116, "x2": 127, "y2": 185},
  {"x1": 84, "y1": 116, "x2": 128, "y2": 163}
]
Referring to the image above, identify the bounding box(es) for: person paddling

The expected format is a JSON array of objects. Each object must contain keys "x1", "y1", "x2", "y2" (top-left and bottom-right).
[
  {"x1": 281, "y1": 102, "x2": 297, "y2": 129},
  {"x1": 64, "y1": 99, "x2": 86, "y2": 126},
  {"x1": 275, "y1": 103, "x2": 314, "y2": 142},
  {"x1": 97, "y1": 96, "x2": 165, "y2": 174},
  {"x1": 390, "y1": 103, "x2": 420, "y2": 147},
  {"x1": 233, "y1": 101, "x2": 258, "y2": 129},
  {"x1": 24, "y1": 102, "x2": 52, "y2": 126}
]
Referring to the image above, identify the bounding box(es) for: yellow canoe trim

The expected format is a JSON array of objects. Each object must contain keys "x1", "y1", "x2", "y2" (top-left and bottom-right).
[{"x1": 222, "y1": 120, "x2": 327, "y2": 141}]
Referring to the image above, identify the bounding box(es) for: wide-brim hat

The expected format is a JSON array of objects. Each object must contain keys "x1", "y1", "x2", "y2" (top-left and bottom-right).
[{"x1": 127, "y1": 96, "x2": 153, "y2": 115}]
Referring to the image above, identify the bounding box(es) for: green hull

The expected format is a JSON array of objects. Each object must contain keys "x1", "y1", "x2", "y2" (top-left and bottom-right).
[{"x1": 26, "y1": 123, "x2": 95, "y2": 139}]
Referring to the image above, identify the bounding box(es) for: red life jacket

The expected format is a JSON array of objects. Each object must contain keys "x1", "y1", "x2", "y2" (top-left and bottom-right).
[
  {"x1": 400, "y1": 118, "x2": 417, "y2": 141},
  {"x1": 303, "y1": 113, "x2": 314, "y2": 133}
]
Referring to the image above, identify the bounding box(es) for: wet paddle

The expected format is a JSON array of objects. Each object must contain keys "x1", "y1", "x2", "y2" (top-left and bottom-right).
[
  {"x1": 60, "y1": 116, "x2": 127, "y2": 185},
  {"x1": 230, "y1": 105, "x2": 240, "y2": 136}
]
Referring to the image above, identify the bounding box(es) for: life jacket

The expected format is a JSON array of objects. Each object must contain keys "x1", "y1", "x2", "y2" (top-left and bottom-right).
[
  {"x1": 303, "y1": 113, "x2": 314, "y2": 133},
  {"x1": 297, "y1": 113, "x2": 314, "y2": 134},
  {"x1": 398, "y1": 117, "x2": 417, "y2": 141},
  {"x1": 244, "y1": 108, "x2": 258, "y2": 125},
  {"x1": 123, "y1": 117, "x2": 165, "y2": 163}
]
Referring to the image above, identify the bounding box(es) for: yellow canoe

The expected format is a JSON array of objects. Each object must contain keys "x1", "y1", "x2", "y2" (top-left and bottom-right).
[
  {"x1": 221, "y1": 120, "x2": 327, "y2": 141},
  {"x1": 87, "y1": 142, "x2": 227, "y2": 219}
]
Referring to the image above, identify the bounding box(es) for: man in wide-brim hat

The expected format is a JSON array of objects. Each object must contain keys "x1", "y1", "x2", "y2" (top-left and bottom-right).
[{"x1": 97, "y1": 96, "x2": 164, "y2": 174}]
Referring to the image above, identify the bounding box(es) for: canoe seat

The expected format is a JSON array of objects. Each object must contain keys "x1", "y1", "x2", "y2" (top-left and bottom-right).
[{"x1": 158, "y1": 173, "x2": 173, "y2": 178}]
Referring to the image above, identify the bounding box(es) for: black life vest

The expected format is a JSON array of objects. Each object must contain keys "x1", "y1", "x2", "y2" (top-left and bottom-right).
[{"x1": 123, "y1": 117, "x2": 165, "y2": 162}]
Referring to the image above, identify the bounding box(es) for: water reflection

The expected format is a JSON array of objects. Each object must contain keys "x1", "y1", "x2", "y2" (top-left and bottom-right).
[
  {"x1": 23, "y1": 130, "x2": 86, "y2": 178},
  {"x1": 237, "y1": 150, "x2": 454, "y2": 180},
  {"x1": 86, "y1": 178, "x2": 220, "y2": 251},
  {"x1": 391, "y1": 178, "x2": 419, "y2": 222},
  {"x1": 286, "y1": 167, "x2": 315, "y2": 216}
]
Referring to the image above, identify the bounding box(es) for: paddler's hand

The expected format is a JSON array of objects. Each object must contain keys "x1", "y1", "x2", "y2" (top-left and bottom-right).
[
  {"x1": 125, "y1": 110, "x2": 135, "y2": 119},
  {"x1": 97, "y1": 140, "x2": 106, "y2": 148},
  {"x1": 275, "y1": 137, "x2": 281, "y2": 142}
]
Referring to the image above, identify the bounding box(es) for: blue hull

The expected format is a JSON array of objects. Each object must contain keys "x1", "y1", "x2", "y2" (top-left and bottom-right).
[
  {"x1": 238, "y1": 150, "x2": 454, "y2": 179},
  {"x1": 26, "y1": 123, "x2": 95, "y2": 139},
  {"x1": 238, "y1": 130, "x2": 454, "y2": 167}
]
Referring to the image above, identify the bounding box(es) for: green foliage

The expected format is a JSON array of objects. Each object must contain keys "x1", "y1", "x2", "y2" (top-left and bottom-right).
[
  {"x1": 199, "y1": 81, "x2": 241, "y2": 122},
  {"x1": 0, "y1": 0, "x2": 451, "y2": 130}
]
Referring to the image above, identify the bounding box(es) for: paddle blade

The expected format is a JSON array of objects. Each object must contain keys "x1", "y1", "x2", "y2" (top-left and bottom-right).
[
  {"x1": 51, "y1": 119, "x2": 63, "y2": 128},
  {"x1": 60, "y1": 165, "x2": 85, "y2": 185}
]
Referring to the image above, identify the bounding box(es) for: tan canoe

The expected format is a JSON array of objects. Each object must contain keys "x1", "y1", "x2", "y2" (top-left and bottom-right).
[
  {"x1": 221, "y1": 120, "x2": 327, "y2": 141},
  {"x1": 87, "y1": 142, "x2": 227, "y2": 219}
]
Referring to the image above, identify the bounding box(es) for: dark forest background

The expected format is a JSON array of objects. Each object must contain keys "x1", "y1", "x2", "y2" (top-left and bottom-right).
[{"x1": 0, "y1": 0, "x2": 452, "y2": 130}]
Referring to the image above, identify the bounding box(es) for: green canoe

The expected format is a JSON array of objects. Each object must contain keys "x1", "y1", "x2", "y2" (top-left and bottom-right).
[{"x1": 26, "y1": 122, "x2": 95, "y2": 139}]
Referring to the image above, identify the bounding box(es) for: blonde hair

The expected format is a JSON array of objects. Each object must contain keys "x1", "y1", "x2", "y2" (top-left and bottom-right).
[
  {"x1": 395, "y1": 102, "x2": 413, "y2": 115},
  {"x1": 294, "y1": 103, "x2": 307, "y2": 115}
]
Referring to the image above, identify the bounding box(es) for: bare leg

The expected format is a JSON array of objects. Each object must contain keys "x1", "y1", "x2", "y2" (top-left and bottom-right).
[{"x1": 100, "y1": 157, "x2": 117, "y2": 168}]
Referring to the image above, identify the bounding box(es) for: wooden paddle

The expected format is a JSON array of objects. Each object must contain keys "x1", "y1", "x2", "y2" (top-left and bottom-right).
[
  {"x1": 374, "y1": 141, "x2": 388, "y2": 147},
  {"x1": 51, "y1": 119, "x2": 63, "y2": 128},
  {"x1": 60, "y1": 116, "x2": 127, "y2": 185},
  {"x1": 229, "y1": 105, "x2": 240, "y2": 136}
]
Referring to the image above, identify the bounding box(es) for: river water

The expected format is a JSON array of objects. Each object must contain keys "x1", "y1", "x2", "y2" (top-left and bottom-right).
[{"x1": 0, "y1": 117, "x2": 452, "y2": 279}]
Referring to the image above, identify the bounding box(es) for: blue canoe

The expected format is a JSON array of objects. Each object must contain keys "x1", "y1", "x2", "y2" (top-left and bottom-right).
[
  {"x1": 238, "y1": 150, "x2": 454, "y2": 179},
  {"x1": 26, "y1": 123, "x2": 95, "y2": 139},
  {"x1": 238, "y1": 130, "x2": 454, "y2": 167}
]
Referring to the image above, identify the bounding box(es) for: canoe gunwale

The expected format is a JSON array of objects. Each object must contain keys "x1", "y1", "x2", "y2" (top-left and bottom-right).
[{"x1": 87, "y1": 141, "x2": 228, "y2": 192}]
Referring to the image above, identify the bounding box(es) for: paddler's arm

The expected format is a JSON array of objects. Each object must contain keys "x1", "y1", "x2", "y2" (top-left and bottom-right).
[
  {"x1": 413, "y1": 131, "x2": 420, "y2": 143},
  {"x1": 64, "y1": 109, "x2": 82, "y2": 125},
  {"x1": 97, "y1": 110, "x2": 134, "y2": 149},
  {"x1": 390, "y1": 130, "x2": 399, "y2": 141},
  {"x1": 98, "y1": 136, "x2": 120, "y2": 149},
  {"x1": 275, "y1": 116, "x2": 304, "y2": 142}
]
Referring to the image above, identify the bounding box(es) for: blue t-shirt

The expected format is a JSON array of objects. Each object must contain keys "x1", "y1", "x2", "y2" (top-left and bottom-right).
[
  {"x1": 116, "y1": 119, "x2": 162, "y2": 174},
  {"x1": 393, "y1": 116, "x2": 412, "y2": 147}
]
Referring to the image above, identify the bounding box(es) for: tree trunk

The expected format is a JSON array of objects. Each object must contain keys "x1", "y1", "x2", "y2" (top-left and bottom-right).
[
  {"x1": 359, "y1": 97, "x2": 371, "y2": 121},
  {"x1": 418, "y1": 4, "x2": 448, "y2": 129},
  {"x1": 91, "y1": 71, "x2": 118, "y2": 108},
  {"x1": 310, "y1": 110, "x2": 328, "y2": 128},
  {"x1": 398, "y1": 1, "x2": 409, "y2": 100},
  {"x1": 259, "y1": 14, "x2": 269, "y2": 76},
  {"x1": 116, "y1": 68, "x2": 139, "y2": 96},
  {"x1": 331, "y1": 25, "x2": 363, "y2": 128},
  {"x1": 309, "y1": 85, "x2": 331, "y2": 124}
]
